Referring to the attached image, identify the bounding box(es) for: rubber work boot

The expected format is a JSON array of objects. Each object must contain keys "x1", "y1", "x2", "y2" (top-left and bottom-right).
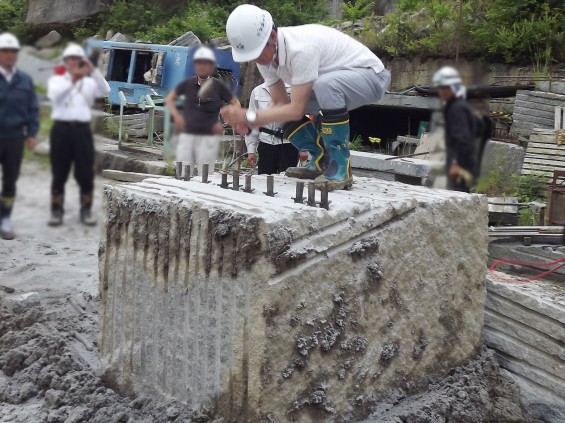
[
  {"x1": 0, "y1": 196, "x2": 15, "y2": 240},
  {"x1": 283, "y1": 116, "x2": 327, "y2": 179},
  {"x1": 80, "y1": 194, "x2": 97, "y2": 226},
  {"x1": 48, "y1": 195, "x2": 64, "y2": 227},
  {"x1": 314, "y1": 108, "x2": 353, "y2": 190}
]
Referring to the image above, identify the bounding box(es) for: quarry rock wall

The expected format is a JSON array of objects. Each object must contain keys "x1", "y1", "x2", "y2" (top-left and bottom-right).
[{"x1": 99, "y1": 175, "x2": 488, "y2": 422}]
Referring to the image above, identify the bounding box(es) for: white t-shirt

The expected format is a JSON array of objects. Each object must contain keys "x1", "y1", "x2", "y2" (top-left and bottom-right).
[{"x1": 257, "y1": 24, "x2": 384, "y2": 86}]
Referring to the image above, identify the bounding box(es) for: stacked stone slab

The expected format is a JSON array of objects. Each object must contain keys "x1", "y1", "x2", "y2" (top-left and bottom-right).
[
  {"x1": 510, "y1": 90, "x2": 565, "y2": 139},
  {"x1": 485, "y1": 275, "x2": 565, "y2": 423},
  {"x1": 99, "y1": 174, "x2": 488, "y2": 422}
]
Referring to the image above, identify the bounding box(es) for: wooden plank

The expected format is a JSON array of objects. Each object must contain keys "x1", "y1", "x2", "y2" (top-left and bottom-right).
[
  {"x1": 524, "y1": 155, "x2": 565, "y2": 164},
  {"x1": 524, "y1": 157, "x2": 565, "y2": 167},
  {"x1": 531, "y1": 128, "x2": 559, "y2": 136},
  {"x1": 527, "y1": 147, "x2": 565, "y2": 155}
]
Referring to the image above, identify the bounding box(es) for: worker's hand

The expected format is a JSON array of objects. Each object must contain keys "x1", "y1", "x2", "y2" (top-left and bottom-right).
[
  {"x1": 173, "y1": 115, "x2": 185, "y2": 131},
  {"x1": 448, "y1": 162, "x2": 461, "y2": 179},
  {"x1": 71, "y1": 62, "x2": 92, "y2": 82},
  {"x1": 298, "y1": 151, "x2": 309, "y2": 162},
  {"x1": 212, "y1": 122, "x2": 224, "y2": 135},
  {"x1": 221, "y1": 105, "x2": 247, "y2": 127},
  {"x1": 25, "y1": 137, "x2": 38, "y2": 151},
  {"x1": 247, "y1": 153, "x2": 257, "y2": 168},
  {"x1": 234, "y1": 122, "x2": 250, "y2": 136}
]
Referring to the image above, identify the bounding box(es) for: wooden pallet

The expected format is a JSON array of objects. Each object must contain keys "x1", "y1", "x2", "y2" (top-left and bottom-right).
[{"x1": 522, "y1": 128, "x2": 565, "y2": 179}]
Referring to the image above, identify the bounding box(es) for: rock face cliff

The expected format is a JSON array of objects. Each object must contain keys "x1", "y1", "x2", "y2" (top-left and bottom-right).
[{"x1": 26, "y1": 0, "x2": 110, "y2": 26}]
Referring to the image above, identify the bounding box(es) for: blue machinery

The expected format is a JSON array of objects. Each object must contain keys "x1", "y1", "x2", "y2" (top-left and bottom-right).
[{"x1": 85, "y1": 40, "x2": 240, "y2": 147}]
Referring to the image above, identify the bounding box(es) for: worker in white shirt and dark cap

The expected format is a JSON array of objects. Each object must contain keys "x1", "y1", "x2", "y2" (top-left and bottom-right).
[
  {"x1": 0, "y1": 33, "x2": 39, "y2": 240},
  {"x1": 47, "y1": 43, "x2": 110, "y2": 227},
  {"x1": 221, "y1": 4, "x2": 391, "y2": 190},
  {"x1": 245, "y1": 82, "x2": 303, "y2": 174}
]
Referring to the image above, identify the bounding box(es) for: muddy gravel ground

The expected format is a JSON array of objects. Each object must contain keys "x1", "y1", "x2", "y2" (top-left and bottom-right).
[{"x1": 1, "y1": 161, "x2": 541, "y2": 423}]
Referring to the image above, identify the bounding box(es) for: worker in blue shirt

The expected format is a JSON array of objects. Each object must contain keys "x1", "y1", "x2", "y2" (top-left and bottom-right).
[{"x1": 0, "y1": 33, "x2": 39, "y2": 240}]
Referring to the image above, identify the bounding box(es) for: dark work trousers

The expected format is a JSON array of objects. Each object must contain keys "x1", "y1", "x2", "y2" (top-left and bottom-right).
[
  {"x1": 0, "y1": 137, "x2": 25, "y2": 200},
  {"x1": 49, "y1": 121, "x2": 94, "y2": 198},
  {"x1": 257, "y1": 142, "x2": 299, "y2": 175}
]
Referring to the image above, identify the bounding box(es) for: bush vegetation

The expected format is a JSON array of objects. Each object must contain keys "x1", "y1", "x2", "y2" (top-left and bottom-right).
[{"x1": 0, "y1": 0, "x2": 563, "y2": 65}]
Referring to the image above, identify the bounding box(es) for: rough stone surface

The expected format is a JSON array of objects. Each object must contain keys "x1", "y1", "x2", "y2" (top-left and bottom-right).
[
  {"x1": 350, "y1": 151, "x2": 433, "y2": 178},
  {"x1": 26, "y1": 0, "x2": 110, "y2": 26},
  {"x1": 13, "y1": 293, "x2": 41, "y2": 314},
  {"x1": 35, "y1": 30, "x2": 62, "y2": 49},
  {"x1": 110, "y1": 32, "x2": 131, "y2": 43},
  {"x1": 480, "y1": 140, "x2": 525, "y2": 178},
  {"x1": 485, "y1": 273, "x2": 565, "y2": 423},
  {"x1": 99, "y1": 174, "x2": 488, "y2": 422}
]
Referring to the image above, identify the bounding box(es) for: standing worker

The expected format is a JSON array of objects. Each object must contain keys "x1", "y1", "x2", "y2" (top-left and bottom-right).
[
  {"x1": 166, "y1": 46, "x2": 240, "y2": 175},
  {"x1": 220, "y1": 4, "x2": 391, "y2": 190},
  {"x1": 432, "y1": 66, "x2": 479, "y2": 193},
  {"x1": 245, "y1": 82, "x2": 303, "y2": 174},
  {"x1": 47, "y1": 43, "x2": 110, "y2": 226},
  {"x1": 0, "y1": 33, "x2": 39, "y2": 240}
]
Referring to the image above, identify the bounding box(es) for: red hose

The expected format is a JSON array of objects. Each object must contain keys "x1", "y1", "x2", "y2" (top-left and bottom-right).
[{"x1": 489, "y1": 256, "x2": 565, "y2": 283}]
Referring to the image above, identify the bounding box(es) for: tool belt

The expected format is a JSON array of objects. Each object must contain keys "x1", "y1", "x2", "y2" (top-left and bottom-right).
[{"x1": 259, "y1": 127, "x2": 284, "y2": 139}]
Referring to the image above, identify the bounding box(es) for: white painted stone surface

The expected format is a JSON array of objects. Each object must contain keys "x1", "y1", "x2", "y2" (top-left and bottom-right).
[
  {"x1": 350, "y1": 151, "x2": 434, "y2": 178},
  {"x1": 485, "y1": 274, "x2": 565, "y2": 423},
  {"x1": 99, "y1": 174, "x2": 488, "y2": 422}
]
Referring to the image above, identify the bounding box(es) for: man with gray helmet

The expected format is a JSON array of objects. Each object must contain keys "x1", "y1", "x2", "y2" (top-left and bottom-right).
[
  {"x1": 166, "y1": 46, "x2": 240, "y2": 175},
  {"x1": 221, "y1": 4, "x2": 391, "y2": 190},
  {"x1": 0, "y1": 33, "x2": 39, "y2": 240},
  {"x1": 47, "y1": 43, "x2": 110, "y2": 227}
]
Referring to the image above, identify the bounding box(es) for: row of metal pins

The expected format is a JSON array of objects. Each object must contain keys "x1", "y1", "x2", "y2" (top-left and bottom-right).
[
  {"x1": 175, "y1": 161, "x2": 210, "y2": 183},
  {"x1": 176, "y1": 164, "x2": 329, "y2": 210}
]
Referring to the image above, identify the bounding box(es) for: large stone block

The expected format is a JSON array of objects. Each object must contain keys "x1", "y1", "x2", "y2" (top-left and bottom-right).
[{"x1": 99, "y1": 175, "x2": 488, "y2": 422}]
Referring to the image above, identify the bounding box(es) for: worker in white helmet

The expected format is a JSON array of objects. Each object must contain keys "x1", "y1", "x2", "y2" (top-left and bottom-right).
[
  {"x1": 221, "y1": 4, "x2": 391, "y2": 190},
  {"x1": 0, "y1": 33, "x2": 39, "y2": 240},
  {"x1": 432, "y1": 66, "x2": 479, "y2": 193},
  {"x1": 47, "y1": 43, "x2": 110, "y2": 227},
  {"x1": 166, "y1": 46, "x2": 240, "y2": 175}
]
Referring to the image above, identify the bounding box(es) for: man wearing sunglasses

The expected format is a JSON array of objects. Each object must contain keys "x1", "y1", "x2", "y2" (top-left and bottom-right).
[{"x1": 167, "y1": 46, "x2": 240, "y2": 175}]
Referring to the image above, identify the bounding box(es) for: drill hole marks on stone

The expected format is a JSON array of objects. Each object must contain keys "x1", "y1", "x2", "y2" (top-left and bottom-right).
[{"x1": 263, "y1": 175, "x2": 277, "y2": 197}]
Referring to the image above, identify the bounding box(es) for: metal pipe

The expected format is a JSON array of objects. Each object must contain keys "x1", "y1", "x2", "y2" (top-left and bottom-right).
[
  {"x1": 232, "y1": 170, "x2": 240, "y2": 191},
  {"x1": 201, "y1": 164, "x2": 209, "y2": 183},
  {"x1": 293, "y1": 182, "x2": 305, "y2": 204},
  {"x1": 265, "y1": 175, "x2": 275, "y2": 197},
  {"x1": 320, "y1": 182, "x2": 330, "y2": 210},
  {"x1": 184, "y1": 164, "x2": 191, "y2": 181},
  {"x1": 219, "y1": 172, "x2": 229, "y2": 189},
  {"x1": 243, "y1": 174, "x2": 253, "y2": 193},
  {"x1": 307, "y1": 183, "x2": 316, "y2": 207},
  {"x1": 175, "y1": 161, "x2": 182, "y2": 179}
]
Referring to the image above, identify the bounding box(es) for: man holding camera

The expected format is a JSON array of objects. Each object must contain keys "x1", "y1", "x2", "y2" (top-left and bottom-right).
[{"x1": 47, "y1": 43, "x2": 110, "y2": 227}]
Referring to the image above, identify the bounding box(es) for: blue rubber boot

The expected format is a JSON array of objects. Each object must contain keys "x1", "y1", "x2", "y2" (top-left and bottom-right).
[
  {"x1": 315, "y1": 109, "x2": 353, "y2": 190},
  {"x1": 283, "y1": 117, "x2": 327, "y2": 179}
]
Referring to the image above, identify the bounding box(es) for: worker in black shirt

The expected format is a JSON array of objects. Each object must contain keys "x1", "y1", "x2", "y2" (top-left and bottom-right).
[
  {"x1": 433, "y1": 66, "x2": 477, "y2": 193},
  {"x1": 166, "y1": 47, "x2": 240, "y2": 175},
  {"x1": 0, "y1": 33, "x2": 39, "y2": 240}
]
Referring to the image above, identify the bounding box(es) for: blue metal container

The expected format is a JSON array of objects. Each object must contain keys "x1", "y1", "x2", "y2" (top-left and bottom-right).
[{"x1": 85, "y1": 40, "x2": 240, "y2": 106}]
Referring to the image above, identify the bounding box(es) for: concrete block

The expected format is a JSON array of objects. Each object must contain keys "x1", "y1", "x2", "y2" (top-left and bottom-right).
[
  {"x1": 99, "y1": 175, "x2": 488, "y2": 422},
  {"x1": 485, "y1": 275, "x2": 565, "y2": 420}
]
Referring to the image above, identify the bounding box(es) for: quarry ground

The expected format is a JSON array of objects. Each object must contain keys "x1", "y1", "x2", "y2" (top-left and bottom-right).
[{"x1": 0, "y1": 161, "x2": 542, "y2": 423}]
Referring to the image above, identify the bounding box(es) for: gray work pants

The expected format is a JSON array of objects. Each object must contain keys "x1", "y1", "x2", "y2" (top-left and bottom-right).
[{"x1": 306, "y1": 68, "x2": 391, "y2": 113}]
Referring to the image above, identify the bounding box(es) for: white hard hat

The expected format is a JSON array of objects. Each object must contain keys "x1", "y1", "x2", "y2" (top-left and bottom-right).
[
  {"x1": 0, "y1": 33, "x2": 20, "y2": 50},
  {"x1": 62, "y1": 43, "x2": 86, "y2": 59},
  {"x1": 226, "y1": 4, "x2": 273, "y2": 63},
  {"x1": 193, "y1": 46, "x2": 216, "y2": 63},
  {"x1": 432, "y1": 66, "x2": 462, "y2": 87}
]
